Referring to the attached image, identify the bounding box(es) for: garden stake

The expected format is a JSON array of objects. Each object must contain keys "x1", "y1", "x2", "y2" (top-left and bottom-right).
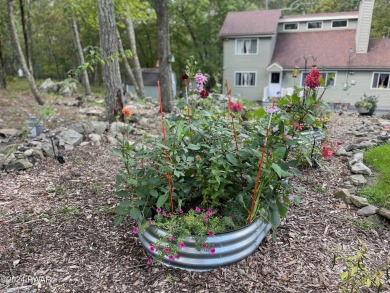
[
  {"x1": 158, "y1": 81, "x2": 174, "y2": 215},
  {"x1": 248, "y1": 101, "x2": 276, "y2": 224}
]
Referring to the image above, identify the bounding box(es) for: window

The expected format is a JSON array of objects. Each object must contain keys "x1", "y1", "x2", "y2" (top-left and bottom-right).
[
  {"x1": 236, "y1": 39, "x2": 258, "y2": 54},
  {"x1": 372, "y1": 72, "x2": 390, "y2": 89},
  {"x1": 301, "y1": 71, "x2": 336, "y2": 87},
  {"x1": 271, "y1": 73, "x2": 280, "y2": 84},
  {"x1": 235, "y1": 72, "x2": 256, "y2": 86},
  {"x1": 332, "y1": 20, "x2": 347, "y2": 28},
  {"x1": 307, "y1": 21, "x2": 322, "y2": 29},
  {"x1": 284, "y1": 23, "x2": 298, "y2": 30}
]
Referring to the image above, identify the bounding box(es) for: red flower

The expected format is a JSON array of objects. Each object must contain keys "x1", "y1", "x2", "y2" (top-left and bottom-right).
[
  {"x1": 229, "y1": 102, "x2": 243, "y2": 112},
  {"x1": 181, "y1": 73, "x2": 189, "y2": 80},
  {"x1": 122, "y1": 107, "x2": 132, "y2": 117},
  {"x1": 200, "y1": 90, "x2": 209, "y2": 99},
  {"x1": 305, "y1": 68, "x2": 321, "y2": 89}
]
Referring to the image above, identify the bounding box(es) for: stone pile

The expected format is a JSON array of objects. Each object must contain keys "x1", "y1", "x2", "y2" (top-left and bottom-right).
[{"x1": 334, "y1": 116, "x2": 390, "y2": 221}]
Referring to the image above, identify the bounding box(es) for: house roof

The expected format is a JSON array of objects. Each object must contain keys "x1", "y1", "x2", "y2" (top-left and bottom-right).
[
  {"x1": 270, "y1": 30, "x2": 390, "y2": 70},
  {"x1": 279, "y1": 11, "x2": 358, "y2": 22},
  {"x1": 218, "y1": 10, "x2": 281, "y2": 37}
]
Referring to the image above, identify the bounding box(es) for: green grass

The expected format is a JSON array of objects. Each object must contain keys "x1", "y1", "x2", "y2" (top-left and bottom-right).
[{"x1": 361, "y1": 144, "x2": 390, "y2": 208}]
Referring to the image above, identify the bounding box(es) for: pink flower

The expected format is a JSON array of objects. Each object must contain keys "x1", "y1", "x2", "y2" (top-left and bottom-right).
[
  {"x1": 179, "y1": 209, "x2": 183, "y2": 214},
  {"x1": 202, "y1": 243, "x2": 207, "y2": 249},
  {"x1": 132, "y1": 227, "x2": 138, "y2": 234},
  {"x1": 210, "y1": 247, "x2": 216, "y2": 254},
  {"x1": 305, "y1": 67, "x2": 321, "y2": 88},
  {"x1": 168, "y1": 254, "x2": 175, "y2": 260},
  {"x1": 208, "y1": 230, "x2": 214, "y2": 236},
  {"x1": 206, "y1": 210, "x2": 212, "y2": 215},
  {"x1": 176, "y1": 254, "x2": 181, "y2": 259},
  {"x1": 156, "y1": 207, "x2": 162, "y2": 213},
  {"x1": 228, "y1": 216, "x2": 232, "y2": 219},
  {"x1": 171, "y1": 236, "x2": 175, "y2": 241},
  {"x1": 265, "y1": 106, "x2": 279, "y2": 114},
  {"x1": 149, "y1": 245, "x2": 155, "y2": 252},
  {"x1": 179, "y1": 242, "x2": 185, "y2": 249},
  {"x1": 195, "y1": 206, "x2": 201, "y2": 213},
  {"x1": 272, "y1": 127, "x2": 279, "y2": 133},
  {"x1": 147, "y1": 258, "x2": 153, "y2": 265},
  {"x1": 203, "y1": 217, "x2": 209, "y2": 221},
  {"x1": 164, "y1": 247, "x2": 170, "y2": 253},
  {"x1": 162, "y1": 211, "x2": 167, "y2": 217},
  {"x1": 195, "y1": 73, "x2": 208, "y2": 84},
  {"x1": 166, "y1": 237, "x2": 171, "y2": 241}
]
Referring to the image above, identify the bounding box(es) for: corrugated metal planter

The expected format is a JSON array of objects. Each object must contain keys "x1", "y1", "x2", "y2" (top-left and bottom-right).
[{"x1": 138, "y1": 218, "x2": 271, "y2": 271}]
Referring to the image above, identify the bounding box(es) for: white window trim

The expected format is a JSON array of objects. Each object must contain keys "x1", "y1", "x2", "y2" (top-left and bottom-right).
[
  {"x1": 307, "y1": 21, "x2": 323, "y2": 30},
  {"x1": 331, "y1": 19, "x2": 348, "y2": 28},
  {"x1": 371, "y1": 72, "x2": 390, "y2": 90},
  {"x1": 300, "y1": 71, "x2": 337, "y2": 88},
  {"x1": 283, "y1": 23, "x2": 298, "y2": 31},
  {"x1": 235, "y1": 39, "x2": 259, "y2": 55},
  {"x1": 234, "y1": 71, "x2": 257, "y2": 87}
]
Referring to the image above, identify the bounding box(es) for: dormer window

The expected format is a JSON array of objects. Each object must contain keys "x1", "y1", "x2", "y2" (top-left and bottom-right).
[
  {"x1": 332, "y1": 20, "x2": 348, "y2": 28},
  {"x1": 307, "y1": 21, "x2": 322, "y2": 29},
  {"x1": 235, "y1": 39, "x2": 258, "y2": 55},
  {"x1": 284, "y1": 23, "x2": 298, "y2": 31}
]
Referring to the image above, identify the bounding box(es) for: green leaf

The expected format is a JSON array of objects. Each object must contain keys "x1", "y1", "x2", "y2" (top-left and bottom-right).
[
  {"x1": 129, "y1": 207, "x2": 140, "y2": 220},
  {"x1": 116, "y1": 190, "x2": 129, "y2": 197},
  {"x1": 188, "y1": 144, "x2": 200, "y2": 150},
  {"x1": 118, "y1": 201, "x2": 132, "y2": 208},
  {"x1": 269, "y1": 205, "x2": 281, "y2": 228},
  {"x1": 226, "y1": 153, "x2": 239, "y2": 166},
  {"x1": 149, "y1": 189, "x2": 159, "y2": 198},
  {"x1": 157, "y1": 192, "x2": 169, "y2": 207},
  {"x1": 199, "y1": 110, "x2": 212, "y2": 117},
  {"x1": 276, "y1": 201, "x2": 288, "y2": 218},
  {"x1": 271, "y1": 163, "x2": 292, "y2": 178},
  {"x1": 114, "y1": 216, "x2": 123, "y2": 226},
  {"x1": 254, "y1": 108, "x2": 266, "y2": 118}
]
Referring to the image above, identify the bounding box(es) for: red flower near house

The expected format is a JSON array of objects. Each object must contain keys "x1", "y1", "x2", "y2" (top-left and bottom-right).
[
  {"x1": 181, "y1": 73, "x2": 189, "y2": 80},
  {"x1": 229, "y1": 102, "x2": 243, "y2": 112},
  {"x1": 200, "y1": 90, "x2": 209, "y2": 99},
  {"x1": 305, "y1": 67, "x2": 321, "y2": 89}
]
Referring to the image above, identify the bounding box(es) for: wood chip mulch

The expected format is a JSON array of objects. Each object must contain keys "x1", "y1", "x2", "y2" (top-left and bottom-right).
[{"x1": 1, "y1": 112, "x2": 389, "y2": 293}]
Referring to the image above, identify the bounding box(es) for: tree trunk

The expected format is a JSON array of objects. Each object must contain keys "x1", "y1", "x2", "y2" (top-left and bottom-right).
[
  {"x1": 97, "y1": 0, "x2": 123, "y2": 123},
  {"x1": 19, "y1": 0, "x2": 33, "y2": 76},
  {"x1": 7, "y1": 0, "x2": 44, "y2": 105},
  {"x1": 0, "y1": 37, "x2": 7, "y2": 89},
  {"x1": 117, "y1": 29, "x2": 139, "y2": 98},
  {"x1": 123, "y1": 5, "x2": 145, "y2": 99},
  {"x1": 70, "y1": 18, "x2": 91, "y2": 96},
  {"x1": 156, "y1": 0, "x2": 173, "y2": 113}
]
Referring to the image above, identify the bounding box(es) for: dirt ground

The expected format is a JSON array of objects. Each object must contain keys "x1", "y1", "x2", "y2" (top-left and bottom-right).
[{"x1": 0, "y1": 89, "x2": 390, "y2": 293}]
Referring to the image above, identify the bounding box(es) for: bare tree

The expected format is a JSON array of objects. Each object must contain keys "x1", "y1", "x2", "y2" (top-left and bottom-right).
[
  {"x1": 156, "y1": 0, "x2": 173, "y2": 112},
  {"x1": 123, "y1": 3, "x2": 146, "y2": 99},
  {"x1": 97, "y1": 0, "x2": 123, "y2": 122},
  {"x1": 117, "y1": 29, "x2": 139, "y2": 98},
  {"x1": 19, "y1": 0, "x2": 33, "y2": 76},
  {"x1": 70, "y1": 18, "x2": 91, "y2": 96},
  {"x1": 7, "y1": 0, "x2": 44, "y2": 105},
  {"x1": 0, "y1": 37, "x2": 6, "y2": 89}
]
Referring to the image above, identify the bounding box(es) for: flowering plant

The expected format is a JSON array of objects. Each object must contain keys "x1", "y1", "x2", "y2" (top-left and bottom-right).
[{"x1": 113, "y1": 62, "x2": 330, "y2": 264}]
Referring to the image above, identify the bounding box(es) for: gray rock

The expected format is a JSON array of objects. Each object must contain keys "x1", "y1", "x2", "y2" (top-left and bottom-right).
[
  {"x1": 0, "y1": 128, "x2": 22, "y2": 138},
  {"x1": 349, "y1": 195, "x2": 369, "y2": 208},
  {"x1": 107, "y1": 136, "x2": 119, "y2": 145},
  {"x1": 349, "y1": 152, "x2": 364, "y2": 166},
  {"x1": 350, "y1": 162, "x2": 372, "y2": 176},
  {"x1": 80, "y1": 141, "x2": 90, "y2": 147},
  {"x1": 38, "y1": 78, "x2": 61, "y2": 93},
  {"x1": 5, "y1": 159, "x2": 33, "y2": 171},
  {"x1": 32, "y1": 149, "x2": 44, "y2": 160},
  {"x1": 377, "y1": 208, "x2": 390, "y2": 220},
  {"x1": 334, "y1": 189, "x2": 351, "y2": 202},
  {"x1": 89, "y1": 134, "x2": 101, "y2": 146},
  {"x1": 110, "y1": 122, "x2": 129, "y2": 134},
  {"x1": 69, "y1": 121, "x2": 95, "y2": 135},
  {"x1": 335, "y1": 146, "x2": 349, "y2": 156},
  {"x1": 90, "y1": 121, "x2": 108, "y2": 135},
  {"x1": 357, "y1": 205, "x2": 378, "y2": 216},
  {"x1": 57, "y1": 129, "x2": 83, "y2": 147},
  {"x1": 23, "y1": 149, "x2": 34, "y2": 157},
  {"x1": 41, "y1": 141, "x2": 57, "y2": 158},
  {"x1": 349, "y1": 174, "x2": 367, "y2": 186},
  {"x1": 59, "y1": 81, "x2": 77, "y2": 97},
  {"x1": 139, "y1": 117, "x2": 149, "y2": 126}
]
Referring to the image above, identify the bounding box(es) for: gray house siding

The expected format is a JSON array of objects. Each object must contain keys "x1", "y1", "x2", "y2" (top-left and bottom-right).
[{"x1": 223, "y1": 36, "x2": 276, "y2": 100}]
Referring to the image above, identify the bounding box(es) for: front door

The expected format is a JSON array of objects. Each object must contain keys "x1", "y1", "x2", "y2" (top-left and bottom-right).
[{"x1": 268, "y1": 72, "x2": 281, "y2": 97}]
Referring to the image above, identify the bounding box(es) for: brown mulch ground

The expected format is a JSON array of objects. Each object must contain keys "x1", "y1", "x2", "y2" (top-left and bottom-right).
[{"x1": 1, "y1": 92, "x2": 390, "y2": 293}]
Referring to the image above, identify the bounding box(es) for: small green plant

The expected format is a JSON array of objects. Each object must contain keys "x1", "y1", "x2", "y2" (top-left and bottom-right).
[
  {"x1": 57, "y1": 207, "x2": 82, "y2": 215},
  {"x1": 16, "y1": 215, "x2": 33, "y2": 223},
  {"x1": 344, "y1": 215, "x2": 384, "y2": 231},
  {"x1": 52, "y1": 185, "x2": 67, "y2": 196},
  {"x1": 332, "y1": 239, "x2": 390, "y2": 292}
]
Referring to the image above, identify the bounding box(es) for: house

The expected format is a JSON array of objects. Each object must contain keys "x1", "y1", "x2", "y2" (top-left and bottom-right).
[
  {"x1": 125, "y1": 68, "x2": 176, "y2": 99},
  {"x1": 218, "y1": 0, "x2": 390, "y2": 108}
]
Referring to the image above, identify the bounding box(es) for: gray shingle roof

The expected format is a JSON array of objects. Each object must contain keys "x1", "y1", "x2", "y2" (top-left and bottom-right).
[{"x1": 218, "y1": 10, "x2": 281, "y2": 37}]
